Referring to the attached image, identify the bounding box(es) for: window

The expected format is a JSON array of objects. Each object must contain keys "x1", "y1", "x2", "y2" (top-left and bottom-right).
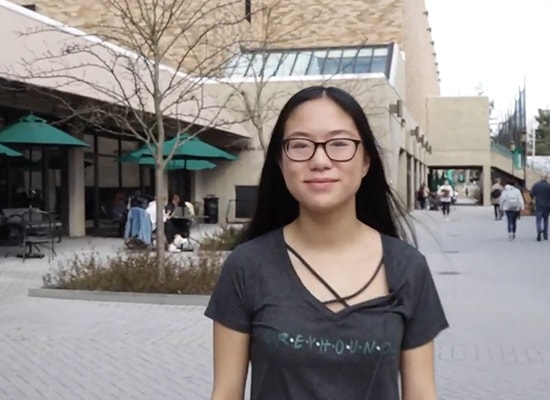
[
  {"x1": 322, "y1": 50, "x2": 343, "y2": 75},
  {"x1": 291, "y1": 51, "x2": 312, "y2": 76},
  {"x1": 275, "y1": 52, "x2": 297, "y2": 76},
  {"x1": 370, "y1": 48, "x2": 389, "y2": 73},
  {"x1": 340, "y1": 49, "x2": 360, "y2": 73},
  {"x1": 225, "y1": 44, "x2": 392, "y2": 78},
  {"x1": 354, "y1": 48, "x2": 373, "y2": 73},
  {"x1": 306, "y1": 51, "x2": 327, "y2": 75},
  {"x1": 248, "y1": 53, "x2": 280, "y2": 77},
  {"x1": 235, "y1": 185, "x2": 258, "y2": 218},
  {"x1": 245, "y1": 0, "x2": 251, "y2": 22}
]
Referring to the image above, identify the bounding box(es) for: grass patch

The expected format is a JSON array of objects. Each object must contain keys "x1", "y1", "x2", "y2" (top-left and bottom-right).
[{"x1": 42, "y1": 251, "x2": 223, "y2": 295}]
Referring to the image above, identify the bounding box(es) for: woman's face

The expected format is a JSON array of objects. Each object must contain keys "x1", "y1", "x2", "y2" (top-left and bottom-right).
[{"x1": 279, "y1": 97, "x2": 369, "y2": 214}]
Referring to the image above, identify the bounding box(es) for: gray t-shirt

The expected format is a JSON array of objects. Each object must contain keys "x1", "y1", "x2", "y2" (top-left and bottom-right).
[{"x1": 205, "y1": 229, "x2": 449, "y2": 400}]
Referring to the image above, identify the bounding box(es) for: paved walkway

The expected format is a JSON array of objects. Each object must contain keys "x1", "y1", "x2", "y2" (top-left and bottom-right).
[{"x1": 0, "y1": 209, "x2": 549, "y2": 399}]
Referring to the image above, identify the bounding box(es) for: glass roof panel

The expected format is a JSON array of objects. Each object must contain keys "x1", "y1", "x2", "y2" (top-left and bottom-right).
[
  {"x1": 306, "y1": 50, "x2": 328, "y2": 75},
  {"x1": 225, "y1": 45, "x2": 391, "y2": 78},
  {"x1": 275, "y1": 52, "x2": 297, "y2": 76},
  {"x1": 291, "y1": 51, "x2": 312, "y2": 76},
  {"x1": 322, "y1": 49, "x2": 343, "y2": 75},
  {"x1": 340, "y1": 49, "x2": 360, "y2": 73}
]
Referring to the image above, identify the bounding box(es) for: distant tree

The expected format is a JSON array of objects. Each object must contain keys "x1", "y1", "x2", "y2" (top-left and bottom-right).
[
  {"x1": 474, "y1": 81, "x2": 487, "y2": 96},
  {"x1": 534, "y1": 109, "x2": 550, "y2": 155}
]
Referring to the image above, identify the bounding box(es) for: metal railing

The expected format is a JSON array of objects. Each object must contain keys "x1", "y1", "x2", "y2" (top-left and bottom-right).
[{"x1": 490, "y1": 142, "x2": 513, "y2": 159}]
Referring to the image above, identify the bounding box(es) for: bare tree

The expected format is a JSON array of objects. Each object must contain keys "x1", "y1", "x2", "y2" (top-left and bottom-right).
[
  {"x1": 208, "y1": 0, "x2": 384, "y2": 158},
  {"x1": 5, "y1": 0, "x2": 249, "y2": 271}
]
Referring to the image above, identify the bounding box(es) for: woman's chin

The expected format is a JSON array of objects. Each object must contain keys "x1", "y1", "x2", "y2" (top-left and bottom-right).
[{"x1": 298, "y1": 197, "x2": 350, "y2": 215}]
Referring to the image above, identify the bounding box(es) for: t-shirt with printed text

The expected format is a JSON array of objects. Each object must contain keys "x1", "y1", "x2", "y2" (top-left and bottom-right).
[{"x1": 204, "y1": 228, "x2": 449, "y2": 400}]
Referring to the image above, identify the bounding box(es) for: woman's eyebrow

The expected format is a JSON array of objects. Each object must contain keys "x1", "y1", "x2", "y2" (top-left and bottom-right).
[{"x1": 285, "y1": 129, "x2": 355, "y2": 138}]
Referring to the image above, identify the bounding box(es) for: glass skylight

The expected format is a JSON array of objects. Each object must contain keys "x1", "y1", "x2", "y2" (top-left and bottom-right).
[{"x1": 225, "y1": 45, "x2": 391, "y2": 78}]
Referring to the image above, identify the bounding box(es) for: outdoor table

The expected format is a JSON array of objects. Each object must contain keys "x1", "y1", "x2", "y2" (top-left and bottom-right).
[{"x1": 6, "y1": 215, "x2": 63, "y2": 258}]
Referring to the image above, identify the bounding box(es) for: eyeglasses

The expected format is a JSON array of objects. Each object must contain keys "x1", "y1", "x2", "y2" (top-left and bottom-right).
[{"x1": 282, "y1": 138, "x2": 361, "y2": 162}]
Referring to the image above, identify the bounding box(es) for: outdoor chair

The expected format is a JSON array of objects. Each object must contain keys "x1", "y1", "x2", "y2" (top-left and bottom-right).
[
  {"x1": 190, "y1": 201, "x2": 205, "y2": 227},
  {"x1": 19, "y1": 209, "x2": 57, "y2": 262}
]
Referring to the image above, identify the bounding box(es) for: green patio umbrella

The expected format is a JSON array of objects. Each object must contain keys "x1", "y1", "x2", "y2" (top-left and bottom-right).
[
  {"x1": 119, "y1": 153, "x2": 216, "y2": 171},
  {"x1": 0, "y1": 143, "x2": 23, "y2": 157},
  {"x1": 0, "y1": 114, "x2": 90, "y2": 200},
  {"x1": 0, "y1": 114, "x2": 89, "y2": 147},
  {"x1": 128, "y1": 134, "x2": 237, "y2": 161}
]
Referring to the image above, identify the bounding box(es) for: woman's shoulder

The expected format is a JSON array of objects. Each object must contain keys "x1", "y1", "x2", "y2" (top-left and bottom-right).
[
  {"x1": 223, "y1": 228, "x2": 282, "y2": 269},
  {"x1": 381, "y1": 234, "x2": 429, "y2": 280},
  {"x1": 381, "y1": 234, "x2": 424, "y2": 260}
]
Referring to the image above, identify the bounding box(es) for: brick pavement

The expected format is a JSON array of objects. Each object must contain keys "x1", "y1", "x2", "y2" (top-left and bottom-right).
[{"x1": 0, "y1": 210, "x2": 549, "y2": 399}]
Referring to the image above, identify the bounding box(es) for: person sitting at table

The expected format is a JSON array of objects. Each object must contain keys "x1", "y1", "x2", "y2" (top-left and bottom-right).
[
  {"x1": 164, "y1": 193, "x2": 181, "y2": 217},
  {"x1": 128, "y1": 190, "x2": 148, "y2": 210},
  {"x1": 164, "y1": 194, "x2": 193, "y2": 251}
]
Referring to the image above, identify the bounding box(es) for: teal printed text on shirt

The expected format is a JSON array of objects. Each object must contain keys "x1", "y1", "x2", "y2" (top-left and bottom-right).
[{"x1": 259, "y1": 331, "x2": 396, "y2": 357}]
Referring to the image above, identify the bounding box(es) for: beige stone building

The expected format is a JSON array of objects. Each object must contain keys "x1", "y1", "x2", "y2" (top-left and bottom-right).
[{"x1": 0, "y1": 0, "x2": 477, "y2": 232}]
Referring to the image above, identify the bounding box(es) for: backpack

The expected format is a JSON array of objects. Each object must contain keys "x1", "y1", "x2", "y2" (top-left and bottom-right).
[
  {"x1": 490, "y1": 188, "x2": 502, "y2": 199},
  {"x1": 507, "y1": 191, "x2": 521, "y2": 211}
]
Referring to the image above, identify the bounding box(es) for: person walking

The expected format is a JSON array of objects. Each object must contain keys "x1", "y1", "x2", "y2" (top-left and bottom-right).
[
  {"x1": 500, "y1": 181, "x2": 525, "y2": 240},
  {"x1": 530, "y1": 174, "x2": 550, "y2": 241},
  {"x1": 437, "y1": 179, "x2": 453, "y2": 221},
  {"x1": 205, "y1": 86, "x2": 448, "y2": 400},
  {"x1": 490, "y1": 178, "x2": 504, "y2": 220},
  {"x1": 416, "y1": 183, "x2": 430, "y2": 210}
]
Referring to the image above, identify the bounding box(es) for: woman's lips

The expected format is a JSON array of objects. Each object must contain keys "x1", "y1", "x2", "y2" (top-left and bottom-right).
[{"x1": 303, "y1": 179, "x2": 338, "y2": 189}]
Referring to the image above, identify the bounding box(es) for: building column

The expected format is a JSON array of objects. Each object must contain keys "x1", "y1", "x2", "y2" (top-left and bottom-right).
[
  {"x1": 67, "y1": 148, "x2": 86, "y2": 237},
  {"x1": 408, "y1": 156, "x2": 415, "y2": 210},
  {"x1": 415, "y1": 159, "x2": 421, "y2": 194},
  {"x1": 482, "y1": 165, "x2": 491, "y2": 206},
  {"x1": 397, "y1": 150, "x2": 407, "y2": 208},
  {"x1": 420, "y1": 163, "x2": 428, "y2": 185},
  {"x1": 65, "y1": 121, "x2": 87, "y2": 237}
]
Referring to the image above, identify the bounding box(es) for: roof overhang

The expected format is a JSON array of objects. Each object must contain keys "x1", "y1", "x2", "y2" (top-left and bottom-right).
[{"x1": 0, "y1": 0, "x2": 250, "y2": 139}]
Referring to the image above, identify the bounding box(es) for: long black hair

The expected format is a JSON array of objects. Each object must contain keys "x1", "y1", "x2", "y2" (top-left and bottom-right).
[{"x1": 243, "y1": 86, "x2": 415, "y2": 245}]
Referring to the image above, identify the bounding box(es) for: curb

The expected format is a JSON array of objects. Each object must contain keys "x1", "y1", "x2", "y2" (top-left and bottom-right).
[{"x1": 28, "y1": 288, "x2": 210, "y2": 306}]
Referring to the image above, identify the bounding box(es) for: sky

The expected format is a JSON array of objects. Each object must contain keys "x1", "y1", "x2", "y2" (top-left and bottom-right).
[{"x1": 425, "y1": 0, "x2": 549, "y2": 125}]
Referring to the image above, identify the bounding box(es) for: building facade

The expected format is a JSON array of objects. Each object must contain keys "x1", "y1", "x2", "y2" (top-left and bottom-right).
[
  {"x1": 13, "y1": 0, "x2": 440, "y2": 131},
  {"x1": 3, "y1": 0, "x2": 445, "y2": 231}
]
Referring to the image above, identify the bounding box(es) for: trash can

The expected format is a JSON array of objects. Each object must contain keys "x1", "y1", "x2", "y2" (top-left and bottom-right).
[{"x1": 203, "y1": 195, "x2": 219, "y2": 224}]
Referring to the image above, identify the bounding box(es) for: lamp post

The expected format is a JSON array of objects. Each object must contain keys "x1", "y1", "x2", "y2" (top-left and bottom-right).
[
  {"x1": 510, "y1": 140, "x2": 516, "y2": 175},
  {"x1": 520, "y1": 130, "x2": 527, "y2": 186}
]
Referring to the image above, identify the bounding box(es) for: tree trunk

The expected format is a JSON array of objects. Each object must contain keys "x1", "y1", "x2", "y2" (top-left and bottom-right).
[
  {"x1": 155, "y1": 163, "x2": 166, "y2": 280},
  {"x1": 152, "y1": 41, "x2": 166, "y2": 281}
]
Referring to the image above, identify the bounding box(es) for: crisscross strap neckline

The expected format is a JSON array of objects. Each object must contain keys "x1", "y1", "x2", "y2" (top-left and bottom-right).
[{"x1": 285, "y1": 243, "x2": 384, "y2": 308}]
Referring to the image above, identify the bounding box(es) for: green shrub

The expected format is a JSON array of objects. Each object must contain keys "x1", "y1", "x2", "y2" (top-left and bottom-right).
[
  {"x1": 42, "y1": 251, "x2": 223, "y2": 295},
  {"x1": 199, "y1": 224, "x2": 246, "y2": 251}
]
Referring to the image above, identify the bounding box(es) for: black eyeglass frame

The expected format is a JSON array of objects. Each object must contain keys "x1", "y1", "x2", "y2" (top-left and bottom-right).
[{"x1": 281, "y1": 138, "x2": 362, "y2": 162}]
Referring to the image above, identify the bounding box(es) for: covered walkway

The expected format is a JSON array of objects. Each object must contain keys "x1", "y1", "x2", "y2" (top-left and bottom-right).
[{"x1": 0, "y1": 1, "x2": 250, "y2": 236}]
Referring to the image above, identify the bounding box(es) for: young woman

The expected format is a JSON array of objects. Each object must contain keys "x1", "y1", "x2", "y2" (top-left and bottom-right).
[
  {"x1": 205, "y1": 87, "x2": 449, "y2": 400},
  {"x1": 499, "y1": 181, "x2": 525, "y2": 240},
  {"x1": 437, "y1": 180, "x2": 453, "y2": 220}
]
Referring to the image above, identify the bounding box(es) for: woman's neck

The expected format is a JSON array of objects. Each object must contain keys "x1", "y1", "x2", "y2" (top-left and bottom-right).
[{"x1": 286, "y1": 205, "x2": 366, "y2": 250}]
